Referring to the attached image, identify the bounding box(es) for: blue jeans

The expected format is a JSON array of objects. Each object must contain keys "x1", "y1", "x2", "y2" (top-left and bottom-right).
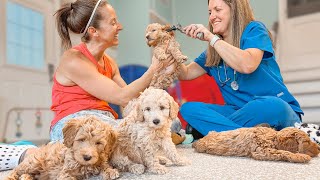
[
  {"x1": 180, "y1": 96, "x2": 302, "y2": 136},
  {"x1": 50, "y1": 110, "x2": 120, "y2": 142},
  {"x1": 50, "y1": 109, "x2": 183, "y2": 142}
]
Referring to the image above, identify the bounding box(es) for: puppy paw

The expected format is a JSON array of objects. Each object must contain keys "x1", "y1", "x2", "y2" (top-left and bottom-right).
[
  {"x1": 4, "y1": 175, "x2": 18, "y2": 180},
  {"x1": 289, "y1": 154, "x2": 312, "y2": 163},
  {"x1": 174, "y1": 157, "x2": 191, "y2": 166},
  {"x1": 158, "y1": 55, "x2": 167, "y2": 61},
  {"x1": 178, "y1": 55, "x2": 188, "y2": 63},
  {"x1": 20, "y1": 174, "x2": 33, "y2": 180},
  {"x1": 158, "y1": 156, "x2": 173, "y2": 166},
  {"x1": 148, "y1": 165, "x2": 169, "y2": 174},
  {"x1": 129, "y1": 164, "x2": 145, "y2": 175},
  {"x1": 103, "y1": 168, "x2": 120, "y2": 180}
]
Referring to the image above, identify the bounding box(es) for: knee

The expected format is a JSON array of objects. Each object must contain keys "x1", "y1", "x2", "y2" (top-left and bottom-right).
[
  {"x1": 259, "y1": 96, "x2": 291, "y2": 114},
  {"x1": 180, "y1": 102, "x2": 200, "y2": 117},
  {"x1": 260, "y1": 96, "x2": 300, "y2": 128}
]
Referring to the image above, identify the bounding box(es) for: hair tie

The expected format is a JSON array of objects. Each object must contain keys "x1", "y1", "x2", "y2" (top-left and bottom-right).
[{"x1": 70, "y1": 3, "x2": 73, "y2": 10}]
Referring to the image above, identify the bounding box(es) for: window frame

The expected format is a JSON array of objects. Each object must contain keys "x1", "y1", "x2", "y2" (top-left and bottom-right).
[
  {"x1": 1, "y1": 0, "x2": 50, "y2": 72},
  {"x1": 287, "y1": 0, "x2": 320, "y2": 18}
]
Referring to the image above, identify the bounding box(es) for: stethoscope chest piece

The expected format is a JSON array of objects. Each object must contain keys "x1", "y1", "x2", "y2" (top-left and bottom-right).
[
  {"x1": 217, "y1": 61, "x2": 239, "y2": 91},
  {"x1": 231, "y1": 80, "x2": 239, "y2": 91}
]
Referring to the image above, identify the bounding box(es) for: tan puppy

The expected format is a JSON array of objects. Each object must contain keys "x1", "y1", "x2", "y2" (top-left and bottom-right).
[
  {"x1": 193, "y1": 127, "x2": 320, "y2": 163},
  {"x1": 111, "y1": 88, "x2": 190, "y2": 175},
  {"x1": 145, "y1": 23, "x2": 187, "y2": 89},
  {"x1": 6, "y1": 116, "x2": 118, "y2": 180}
]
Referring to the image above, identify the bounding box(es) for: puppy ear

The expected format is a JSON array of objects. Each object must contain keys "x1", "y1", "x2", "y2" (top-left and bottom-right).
[
  {"x1": 163, "y1": 24, "x2": 174, "y2": 36},
  {"x1": 124, "y1": 102, "x2": 144, "y2": 122},
  {"x1": 133, "y1": 92, "x2": 145, "y2": 122},
  {"x1": 123, "y1": 99, "x2": 137, "y2": 117},
  {"x1": 104, "y1": 128, "x2": 118, "y2": 157},
  {"x1": 168, "y1": 94, "x2": 179, "y2": 120},
  {"x1": 62, "y1": 119, "x2": 80, "y2": 148},
  {"x1": 295, "y1": 131, "x2": 311, "y2": 152},
  {"x1": 107, "y1": 129, "x2": 117, "y2": 150},
  {"x1": 133, "y1": 102, "x2": 144, "y2": 122},
  {"x1": 163, "y1": 24, "x2": 171, "y2": 30},
  {"x1": 137, "y1": 103, "x2": 145, "y2": 122}
]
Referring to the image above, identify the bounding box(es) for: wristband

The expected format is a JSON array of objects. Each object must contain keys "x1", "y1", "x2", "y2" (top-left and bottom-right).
[{"x1": 210, "y1": 35, "x2": 221, "y2": 47}]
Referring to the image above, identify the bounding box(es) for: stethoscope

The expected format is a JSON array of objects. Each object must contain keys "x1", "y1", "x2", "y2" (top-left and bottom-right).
[{"x1": 217, "y1": 61, "x2": 239, "y2": 91}]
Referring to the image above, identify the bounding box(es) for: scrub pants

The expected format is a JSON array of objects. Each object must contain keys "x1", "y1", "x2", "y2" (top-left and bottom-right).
[{"x1": 180, "y1": 96, "x2": 301, "y2": 136}]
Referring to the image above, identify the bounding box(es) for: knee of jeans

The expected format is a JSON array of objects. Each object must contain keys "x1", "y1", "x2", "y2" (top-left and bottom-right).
[{"x1": 50, "y1": 126, "x2": 64, "y2": 142}]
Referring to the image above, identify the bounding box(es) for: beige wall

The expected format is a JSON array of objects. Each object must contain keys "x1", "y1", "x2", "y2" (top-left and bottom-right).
[
  {"x1": 0, "y1": 0, "x2": 61, "y2": 143},
  {"x1": 278, "y1": 0, "x2": 320, "y2": 123}
]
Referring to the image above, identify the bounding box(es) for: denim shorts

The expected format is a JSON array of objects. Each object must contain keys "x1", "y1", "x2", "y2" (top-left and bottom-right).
[{"x1": 50, "y1": 110, "x2": 121, "y2": 143}]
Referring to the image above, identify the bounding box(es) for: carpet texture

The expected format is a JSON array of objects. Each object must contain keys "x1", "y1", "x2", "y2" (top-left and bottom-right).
[{"x1": 1, "y1": 144, "x2": 319, "y2": 179}]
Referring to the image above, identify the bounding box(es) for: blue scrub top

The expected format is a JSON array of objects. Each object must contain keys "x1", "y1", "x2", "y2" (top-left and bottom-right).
[{"x1": 195, "y1": 21, "x2": 303, "y2": 115}]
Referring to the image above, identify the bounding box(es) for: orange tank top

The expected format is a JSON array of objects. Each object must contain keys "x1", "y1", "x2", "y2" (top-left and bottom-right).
[{"x1": 50, "y1": 43, "x2": 118, "y2": 129}]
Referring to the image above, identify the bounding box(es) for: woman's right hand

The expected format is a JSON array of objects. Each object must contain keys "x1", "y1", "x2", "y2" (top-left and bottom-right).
[{"x1": 183, "y1": 24, "x2": 214, "y2": 42}]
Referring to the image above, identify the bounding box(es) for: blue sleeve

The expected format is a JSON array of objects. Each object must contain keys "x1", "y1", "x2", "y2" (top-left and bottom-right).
[
  {"x1": 194, "y1": 50, "x2": 211, "y2": 75},
  {"x1": 241, "y1": 21, "x2": 274, "y2": 59}
]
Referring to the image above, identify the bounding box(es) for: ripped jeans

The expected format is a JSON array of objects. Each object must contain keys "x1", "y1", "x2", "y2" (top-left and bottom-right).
[
  {"x1": 50, "y1": 110, "x2": 120, "y2": 143},
  {"x1": 50, "y1": 109, "x2": 183, "y2": 143}
]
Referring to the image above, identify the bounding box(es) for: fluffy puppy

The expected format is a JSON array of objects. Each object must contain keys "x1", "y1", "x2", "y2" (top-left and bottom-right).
[
  {"x1": 145, "y1": 23, "x2": 187, "y2": 89},
  {"x1": 6, "y1": 116, "x2": 118, "y2": 180},
  {"x1": 193, "y1": 127, "x2": 320, "y2": 163},
  {"x1": 111, "y1": 88, "x2": 190, "y2": 175}
]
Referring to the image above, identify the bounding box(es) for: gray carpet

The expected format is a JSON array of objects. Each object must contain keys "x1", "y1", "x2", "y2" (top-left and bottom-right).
[{"x1": 1, "y1": 144, "x2": 319, "y2": 180}]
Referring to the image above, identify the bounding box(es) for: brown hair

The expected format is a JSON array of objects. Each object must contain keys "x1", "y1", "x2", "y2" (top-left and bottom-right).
[
  {"x1": 206, "y1": 0, "x2": 255, "y2": 67},
  {"x1": 54, "y1": 0, "x2": 108, "y2": 50}
]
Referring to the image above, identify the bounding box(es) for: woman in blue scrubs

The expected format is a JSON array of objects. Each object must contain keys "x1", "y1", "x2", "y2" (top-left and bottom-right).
[{"x1": 178, "y1": 0, "x2": 303, "y2": 137}]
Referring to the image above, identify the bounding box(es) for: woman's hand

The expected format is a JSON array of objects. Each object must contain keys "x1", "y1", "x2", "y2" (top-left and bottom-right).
[
  {"x1": 183, "y1": 24, "x2": 214, "y2": 42},
  {"x1": 150, "y1": 55, "x2": 175, "y2": 72}
]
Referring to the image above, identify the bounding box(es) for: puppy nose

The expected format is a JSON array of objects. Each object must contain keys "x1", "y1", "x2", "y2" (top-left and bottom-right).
[
  {"x1": 146, "y1": 35, "x2": 150, "y2": 40},
  {"x1": 153, "y1": 119, "x2": 160, "y2": 125},
  {"x1": 83, "y1": 155, "x2": 92, "y2": 161}
]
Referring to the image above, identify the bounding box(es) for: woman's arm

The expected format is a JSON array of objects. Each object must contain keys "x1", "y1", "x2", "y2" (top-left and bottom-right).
[
  {"x1": 179, "y1": 62, "x2": 207, "y2": 81},
  {"x1": 211, "y1": 41, "x2": 263, "y2": 74},
  {"x1": 184, "y1": 24, "x2": 264, "y2": 74},
  {"x1": 57, "y1": 51, "x2": 159, "y2": 107},
  {"x1": 108, "y1": 56, "x2": 127, "y2": 87}
]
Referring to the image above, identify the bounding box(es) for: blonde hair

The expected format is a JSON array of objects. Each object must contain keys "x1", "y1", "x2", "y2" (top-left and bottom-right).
[{"x1": 206, "y1": 0, "x2": 255, "y2": 67}]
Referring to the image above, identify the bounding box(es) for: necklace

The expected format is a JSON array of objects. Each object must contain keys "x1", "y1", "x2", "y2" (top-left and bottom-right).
[{"x1": 217, "y1": 61, "x2": 239, "y2": 91}]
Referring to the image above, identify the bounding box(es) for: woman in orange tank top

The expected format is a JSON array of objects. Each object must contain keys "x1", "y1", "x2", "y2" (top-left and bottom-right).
[
  {"x1": 50, "y1": 0, "x2": 168, "y2": 142},
  {"x1": 0, "y1": 0, "x2": 175, "y2": 172}
]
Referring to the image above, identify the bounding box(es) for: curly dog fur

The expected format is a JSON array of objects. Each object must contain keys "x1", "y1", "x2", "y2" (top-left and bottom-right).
[
  {"x1": 193, "y1": 127, "x2": 320, "y2": 163},
  {"x1": 111, "y1": 88, "x2": 190, "y2": 175},
  {"x1": 145, "y1": 23, "x2": 187, "y2": 89},
  {"x1": 6, "y1": 116, "x2": 118, "y2": 180}
]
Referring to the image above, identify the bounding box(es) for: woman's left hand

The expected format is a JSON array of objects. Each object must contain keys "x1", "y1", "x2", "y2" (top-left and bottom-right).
[{"x1": 183, "y1": 24, "x2": 214, "y2": 42}]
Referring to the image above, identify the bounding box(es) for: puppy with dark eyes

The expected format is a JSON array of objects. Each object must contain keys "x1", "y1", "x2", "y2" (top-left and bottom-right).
[
  {"x1": 111, "y1": 88, "x2": 190, "y2": 175},
  {"x1": 145, "y1": 23, "x2": 187, "y2": 89},
  {"x1": 6, "y1": 116, "x2": 118, "y2": 180}
]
